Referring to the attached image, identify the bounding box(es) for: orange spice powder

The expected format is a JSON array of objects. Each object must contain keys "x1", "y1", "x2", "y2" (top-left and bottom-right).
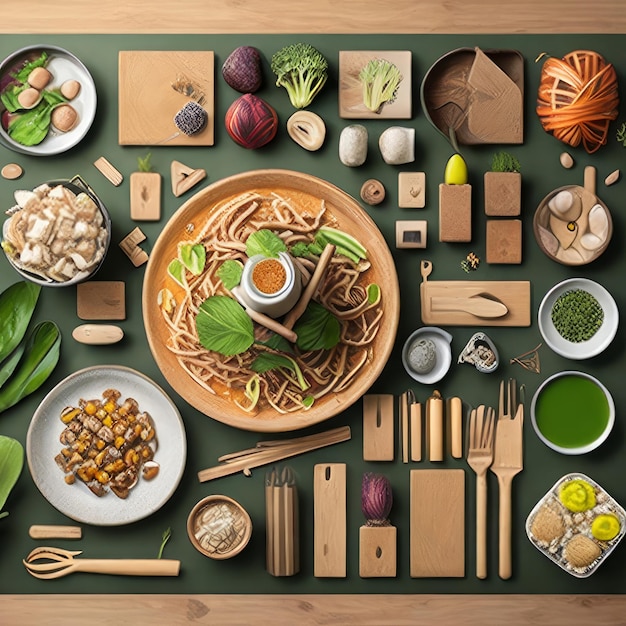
[{"x1": 252, "y1": 258, "x2": 287, "y2": 294}]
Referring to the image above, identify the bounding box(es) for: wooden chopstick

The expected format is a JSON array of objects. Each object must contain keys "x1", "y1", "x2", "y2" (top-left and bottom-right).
[{"x1": 198, "y1": 426, "x2": 351, "y2": 482}]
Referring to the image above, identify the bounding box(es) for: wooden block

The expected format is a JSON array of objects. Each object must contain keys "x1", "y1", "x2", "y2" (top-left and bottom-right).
[
  {"x1": 77, "y1": 281, "x2": 126, "y2": 320},
  {"x1": 29, "y1": 525, "x2": 82, "y2": 540},
  {"x1": 398, "y1": 172, "x2": 426, "y2": 208},
  {"x1": 359, "y1": 525, "x2": 397, "y2": 578},
  {"x1": 410, "y1": 401, "x2": 422, "y2": 462},
  {"x1": 93, "y1": 156, "x2": 123, "y2": 186},
  {"x1": 396, "y1": 220, "x2": 427, "y2": 249},
  {"x1": 130, "y1": 172, "x2": 162, "y2": 221},
  {"x1": 119, "y1": 227, "x2": 149, "y2": 267},
  {"x1": 363, "y1": 394, "x2": 394, "y2": 461},
  {"x1": 439, "y1": 184, "x2": 471, "y2": 242},
  {"x1": 410, "y1": 469, "x2": 465, "y2": 577},
  {"x1": 484, "y1": 171, "x2": 521, "y2": 216},
  {"x1": 486, "y1": 219, "x2": 522, "y2": 264},
  {"x1": 171, "y1": 160, "x2": 207, "y2": 197},
  {"x1": 314, "y1": 463, "x2": 346, "y2": 577}
]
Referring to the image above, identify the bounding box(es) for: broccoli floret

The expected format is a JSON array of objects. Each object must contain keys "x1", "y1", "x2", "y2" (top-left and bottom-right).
[
  {"x1": 271, "y1": 43, "x2": 328, "y2": 109},
  {"x1": 359, "y1": 59, "x2": 402, "y2": 113}
]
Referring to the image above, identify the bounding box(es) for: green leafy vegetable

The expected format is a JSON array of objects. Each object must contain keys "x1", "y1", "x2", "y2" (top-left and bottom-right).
[
  {"x1": 217, "y1": 260, "x2": 243, "y2": 290},
  {"x1": 491, "y1": 151, "x2": 521, "y2": 173},
  {"x1": 179, "y1": 244, "x2": 206, "y2": 276},
  {"x1": 196, "y1": 296, "x2": 254, "y2": 356},
  {"x1": 359, "y1": 58, "x2": 402, "y2": 113},
  {"x1": 7, "y1": 90, "x2": 67, "y2": 146},
  {"x1": 0, "y1": 435, "x2": 24, "y2": 520},
  {"x1": 1, "y1": 84, "x2": 28, "y2": 113},
  {"x1": 251, "y1": 352, "x2": 309, "y2": 391},
  {"x1": 290, "y1": 242, "x2": 311, "y2": 258},
  {"x1": 0, "y1": 281, "x2": 41, "y2": 363},
  {"x1": 167, "y1": 259, "x2": 187, "y2": 288},
  {"x1": 271, "y1": 43, "x2": 329, "y2": 109},
  {"x1": 245, "y1": 229, "x2": 287, "y2": 258},
  {"x1": 12, "y1": 51, "x2": 48, "y2": 84},
  {"x1": 157, "y1": 527, "x2": 171, "y2": 558},
  {"x1": 0, "y1": 321, "x2": 61, "y2": 414},
  {"x1": 0, "y1": 343, "x2": 25, "y2": 390},
  {"x1": 294, "y1": 301, "x2": 341, "y2": 351}
]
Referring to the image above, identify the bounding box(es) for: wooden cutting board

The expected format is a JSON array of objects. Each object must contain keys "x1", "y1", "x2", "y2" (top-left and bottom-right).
[
  {"x1": 410, "y1": 469, "x2": 465, "y2": 577},
  {"x1": 314, "y1": 463, "x2": 347, "y2": 577},
  {"x1": 118, "y1": 51, "x2": 214, "y2": 146},
  {"x1": 420, "y1": 260, "x2": 531, "y2": 326}
]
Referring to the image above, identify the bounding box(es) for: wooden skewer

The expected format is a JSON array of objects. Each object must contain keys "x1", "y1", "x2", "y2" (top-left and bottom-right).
[
  {"x1": 198, "y1": 426, "x2": 351, "y2": 482},
  {"x1": 283, "y1": 243, "x2": 335, "y2": 330}
]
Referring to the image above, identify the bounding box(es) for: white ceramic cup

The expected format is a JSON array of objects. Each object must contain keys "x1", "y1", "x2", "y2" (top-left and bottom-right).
[{"x1": 238, "y1": 251, "x2": 302, "y2": 318}]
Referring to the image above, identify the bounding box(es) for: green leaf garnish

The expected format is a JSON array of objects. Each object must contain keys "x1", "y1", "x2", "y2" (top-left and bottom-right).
[
  {"x1": 196, "y1": 296, "x2": 254, "y2": 356},
  {"x1": 294, "y1": 301, "x2": 341, "y2": 351},
  {"x1": 246, "y1": 229, "x2": 287, "y2": 258},
  {"x1": 251, "y1": 352, "x2": 309, "y2": 391},
  {"x1": 367, "y1": 284, "x2": 381, "y2": 304},
  {"x1": 179, "y1": 244, "x2": 206, "y2": 276},
  {"x1": 167, "y1": 259, "x2": 187, "y2": 288},
  {"x1": 217, "y1": 260, "x2": 243, "y2": 290},
  {"x1": 157, "y1": 527, "x2": 171, "y2": 559},
  {"x1": 137, "y1": 153, "x2": 153, "y2": 172},
  {"x1": 302, "y1": 395, "x2": 315, "y2": 409}
]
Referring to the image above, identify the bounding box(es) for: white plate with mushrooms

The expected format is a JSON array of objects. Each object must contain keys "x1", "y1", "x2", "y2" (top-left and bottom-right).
[
  {"x1": 0, "y1": 45, "x2": 97, "y2": 156},
  {"x1": 26, "y1": 365, "x2": 187, "y2": 526}
]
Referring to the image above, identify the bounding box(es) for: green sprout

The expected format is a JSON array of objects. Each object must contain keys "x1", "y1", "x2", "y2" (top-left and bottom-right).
[
  {"x1": 616, "y1": 122, "x2": 626, "y2": 147},
  {"x1": 359, "y1": 59, "x2": 402, "y2": 113},
  {"x1": 157, "y1": 527, "x2": 172, "y2": 559},
  {"x1": 137, "y1": 152, "x2": 153, "y2": 172}
]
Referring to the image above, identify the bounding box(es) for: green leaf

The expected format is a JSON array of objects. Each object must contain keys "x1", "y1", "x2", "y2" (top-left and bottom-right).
[
  {"x1": 302, "y1": 395, "x2": 315, "y2": 408},
  {"x1": 0, "y1": 342, "x2": 26, "y2": 390},
  {"x1": 0, "y1": 321, "x2": 61, "y2": 414},
  {"x1": 179, "y1": 244, "x2": 206, "y2": 276},
  {"x1": 290, "y1": 242, "x2": 311, "y2": 258},
  {"x1": 137, "y1": 153, "x2": 153, "y2": 172},
  {"x1": 294, "y1": 301, "x2": 341, "y2": 351},
  {"x1": 367, "y1": 283, "x2": 381, "y2": 304},
  {"x1": 0, "y1": 282, "x2": 41, "y2": 363},
  {"x1": 245, "y1": 229, "x2": 287, "y2": 258},
  {"x1": 217, "y1": 260, "x2": 243, "y2": 290},
  {"x1": 8, "y1": 101, "x2": 54, "y2": 146},
  {"x1": 251, "y1": 352, "x2": 309, "y2": 391},
  {"x1": 0, "y1": 435, "x2": 24, "y2": 516},
  {"x1": 261, "y1": 333, "x2": 293, "y2": 354},
  {"x1": 157, "y1": 527, "x2": 171, "y2": 559},
  {"x1": 195, "y1": 296, "x2": 254, "y2": 356},
  {"x1": 167, "y1": 259, "x2": 187, "y2": 288},
  {"x1": 0, "y1": 84, "x2": 27, "y2": 113},
  {"x1": 12, "y1": 51, "x2": 48, "y2": 83}
]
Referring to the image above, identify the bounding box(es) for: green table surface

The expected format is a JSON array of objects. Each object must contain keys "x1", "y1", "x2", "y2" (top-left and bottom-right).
[{"x1": 0, "y1": 33, "x2": 624, "y2": 596}]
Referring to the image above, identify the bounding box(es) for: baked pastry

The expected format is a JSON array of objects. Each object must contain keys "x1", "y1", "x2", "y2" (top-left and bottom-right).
[{"x1": 563, "y1": 534, "x2": 601, "y2": 568}]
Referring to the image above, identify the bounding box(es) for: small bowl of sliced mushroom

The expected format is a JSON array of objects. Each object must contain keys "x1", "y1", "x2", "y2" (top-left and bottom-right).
[{"x1": 1, "y1": 175, "x2": 111, "y2": 286}]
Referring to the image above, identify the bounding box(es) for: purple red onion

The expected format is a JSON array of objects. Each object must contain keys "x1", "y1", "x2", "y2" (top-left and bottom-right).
[{"x1": 361, "y1": 472, "x2": 392, "y2": 526}]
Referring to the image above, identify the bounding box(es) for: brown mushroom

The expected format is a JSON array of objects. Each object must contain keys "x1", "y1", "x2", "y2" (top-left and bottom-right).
[
  {"x1": 17, "y1": 87, "x2": 42, "y2": 109},
  {"x1": 27, "y1": 67, "x2": 52, "y2": 90},
  {"x1": 60, "y1": 79, "x2": 81, "y2": 100},
  {"x1": 51, "y1": 104, "x2": 78, "y2": 132}
]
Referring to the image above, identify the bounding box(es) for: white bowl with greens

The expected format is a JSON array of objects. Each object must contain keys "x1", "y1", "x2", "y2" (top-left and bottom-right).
[
  {"x1": 0, "y1": 45, "x2": 97, "y2": 156},
  {"x1": 538, "y1": 278, "x2": 618, "y2": 360}
]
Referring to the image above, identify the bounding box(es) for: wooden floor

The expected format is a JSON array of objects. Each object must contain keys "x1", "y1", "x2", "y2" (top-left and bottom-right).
[{"x1": 3, "y1": 1, "x2": 626, "y2": 623}]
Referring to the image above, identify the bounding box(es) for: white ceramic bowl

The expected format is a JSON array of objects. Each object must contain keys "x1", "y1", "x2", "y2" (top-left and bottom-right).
[
  {"x1": 538, "y1": 277, "x2": 618, "y2": 360},
  {"x1": 401, "y1": 326, "x2": 452, "y2": 384},
  {"x1": 530, "y1": 371, "x2": 615, "y2": 455},
  {"x1": 0, "y1": 45, "x2": 97, "y2": 156},
  {"x1": 26, "y1": 365, "x2": 187, "y2": 526}
]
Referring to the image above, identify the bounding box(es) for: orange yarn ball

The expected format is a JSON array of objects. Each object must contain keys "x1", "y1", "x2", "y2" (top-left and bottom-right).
[{"x1": 536, "y1": 50, "x2": 619, "y2": 154}]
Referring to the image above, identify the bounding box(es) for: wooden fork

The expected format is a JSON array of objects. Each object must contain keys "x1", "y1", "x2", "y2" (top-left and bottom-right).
[{"x1": 466, "y1": 405, "x2": 495, "y2": 579}]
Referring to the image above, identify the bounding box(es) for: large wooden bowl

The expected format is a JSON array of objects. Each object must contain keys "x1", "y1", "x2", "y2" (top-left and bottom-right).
[{"x1": 142, "y1": 169, "x2": 400, "y2": 432}]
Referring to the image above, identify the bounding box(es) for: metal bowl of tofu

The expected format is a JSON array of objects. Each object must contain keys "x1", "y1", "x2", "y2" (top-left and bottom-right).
[{"x1": 1, "y1": 175, "x2": 111, "y2": 286}]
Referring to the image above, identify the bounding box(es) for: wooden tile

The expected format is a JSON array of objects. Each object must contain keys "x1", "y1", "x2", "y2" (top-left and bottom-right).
[
  {"x1": 363, "y1": 394, "x2": 395, "y2": 461},
  {"x1": 396, "y1": 220, "x2": 427, "y2": 249},
  {"x1": 77, "y1": 281, "x2": 126, "y2": 320},
  {"x1": 410, "y1": 469, "x2": 465, "y2": 577},
  {"x1": 484, "y1": 171, "x2": 521, "y2": 216},
  {"x1": 398, "y1": 172, "x2": 426, "y2": 208},
  {"x1": 359, "y1": 526, "x2": 397, "y2": 578},
  {"x1": 486, "y1": 219, "x2": 522, "y2": 264},
  {"x1": 439, "y1": 184, "x2": 471, "y2": 242},
  {"x1": 130, "y1": 172, "x2": 162, "y2": 221}
]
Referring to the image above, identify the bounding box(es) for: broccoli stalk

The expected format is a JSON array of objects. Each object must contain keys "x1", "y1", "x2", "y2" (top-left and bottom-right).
[
  {"x1": 271, "y1": 43, "x2": 328, "y2": 110},
  {"x1": 359, "y1": 59, "x2": 402, "y2": 113}
]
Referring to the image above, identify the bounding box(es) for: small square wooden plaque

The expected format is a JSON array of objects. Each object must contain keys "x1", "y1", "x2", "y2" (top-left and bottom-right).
[{"x1": 77, "y1": 281, "x2": 126, "y2": 320}]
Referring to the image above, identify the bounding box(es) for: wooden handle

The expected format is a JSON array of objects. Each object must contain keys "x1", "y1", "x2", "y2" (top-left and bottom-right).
[
  {"x1": 449, "y1": 397, "x2": 463, "y2": 459},
  {"x1": 427, "y1": 392, "x2": 444, "y2": 462},
  {"x1": 77, "y1": 559, "x2": 180, "y2": 576},
  {"x1": 497, "y1": 475, "x2": 513, "y2": 580},
  {"x1": 476, "y1": 473, "x2": 488, "y2": 579},
  {"x1": 410, "y1": 402, "x2": 422, "y2": 462},
  {"x1": 29, "y1": 525, "x2": 82, "y2": 540}
]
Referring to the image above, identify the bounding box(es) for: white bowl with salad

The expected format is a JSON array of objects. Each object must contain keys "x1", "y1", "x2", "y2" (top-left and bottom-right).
[{"x1": 0, "y1": 45, "x2": 97, "y2": 156}]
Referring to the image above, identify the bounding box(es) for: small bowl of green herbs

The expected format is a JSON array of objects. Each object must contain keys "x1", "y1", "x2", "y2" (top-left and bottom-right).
[{"x1": 538, "y1": 278, "x2": 618, "y2": 360}]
